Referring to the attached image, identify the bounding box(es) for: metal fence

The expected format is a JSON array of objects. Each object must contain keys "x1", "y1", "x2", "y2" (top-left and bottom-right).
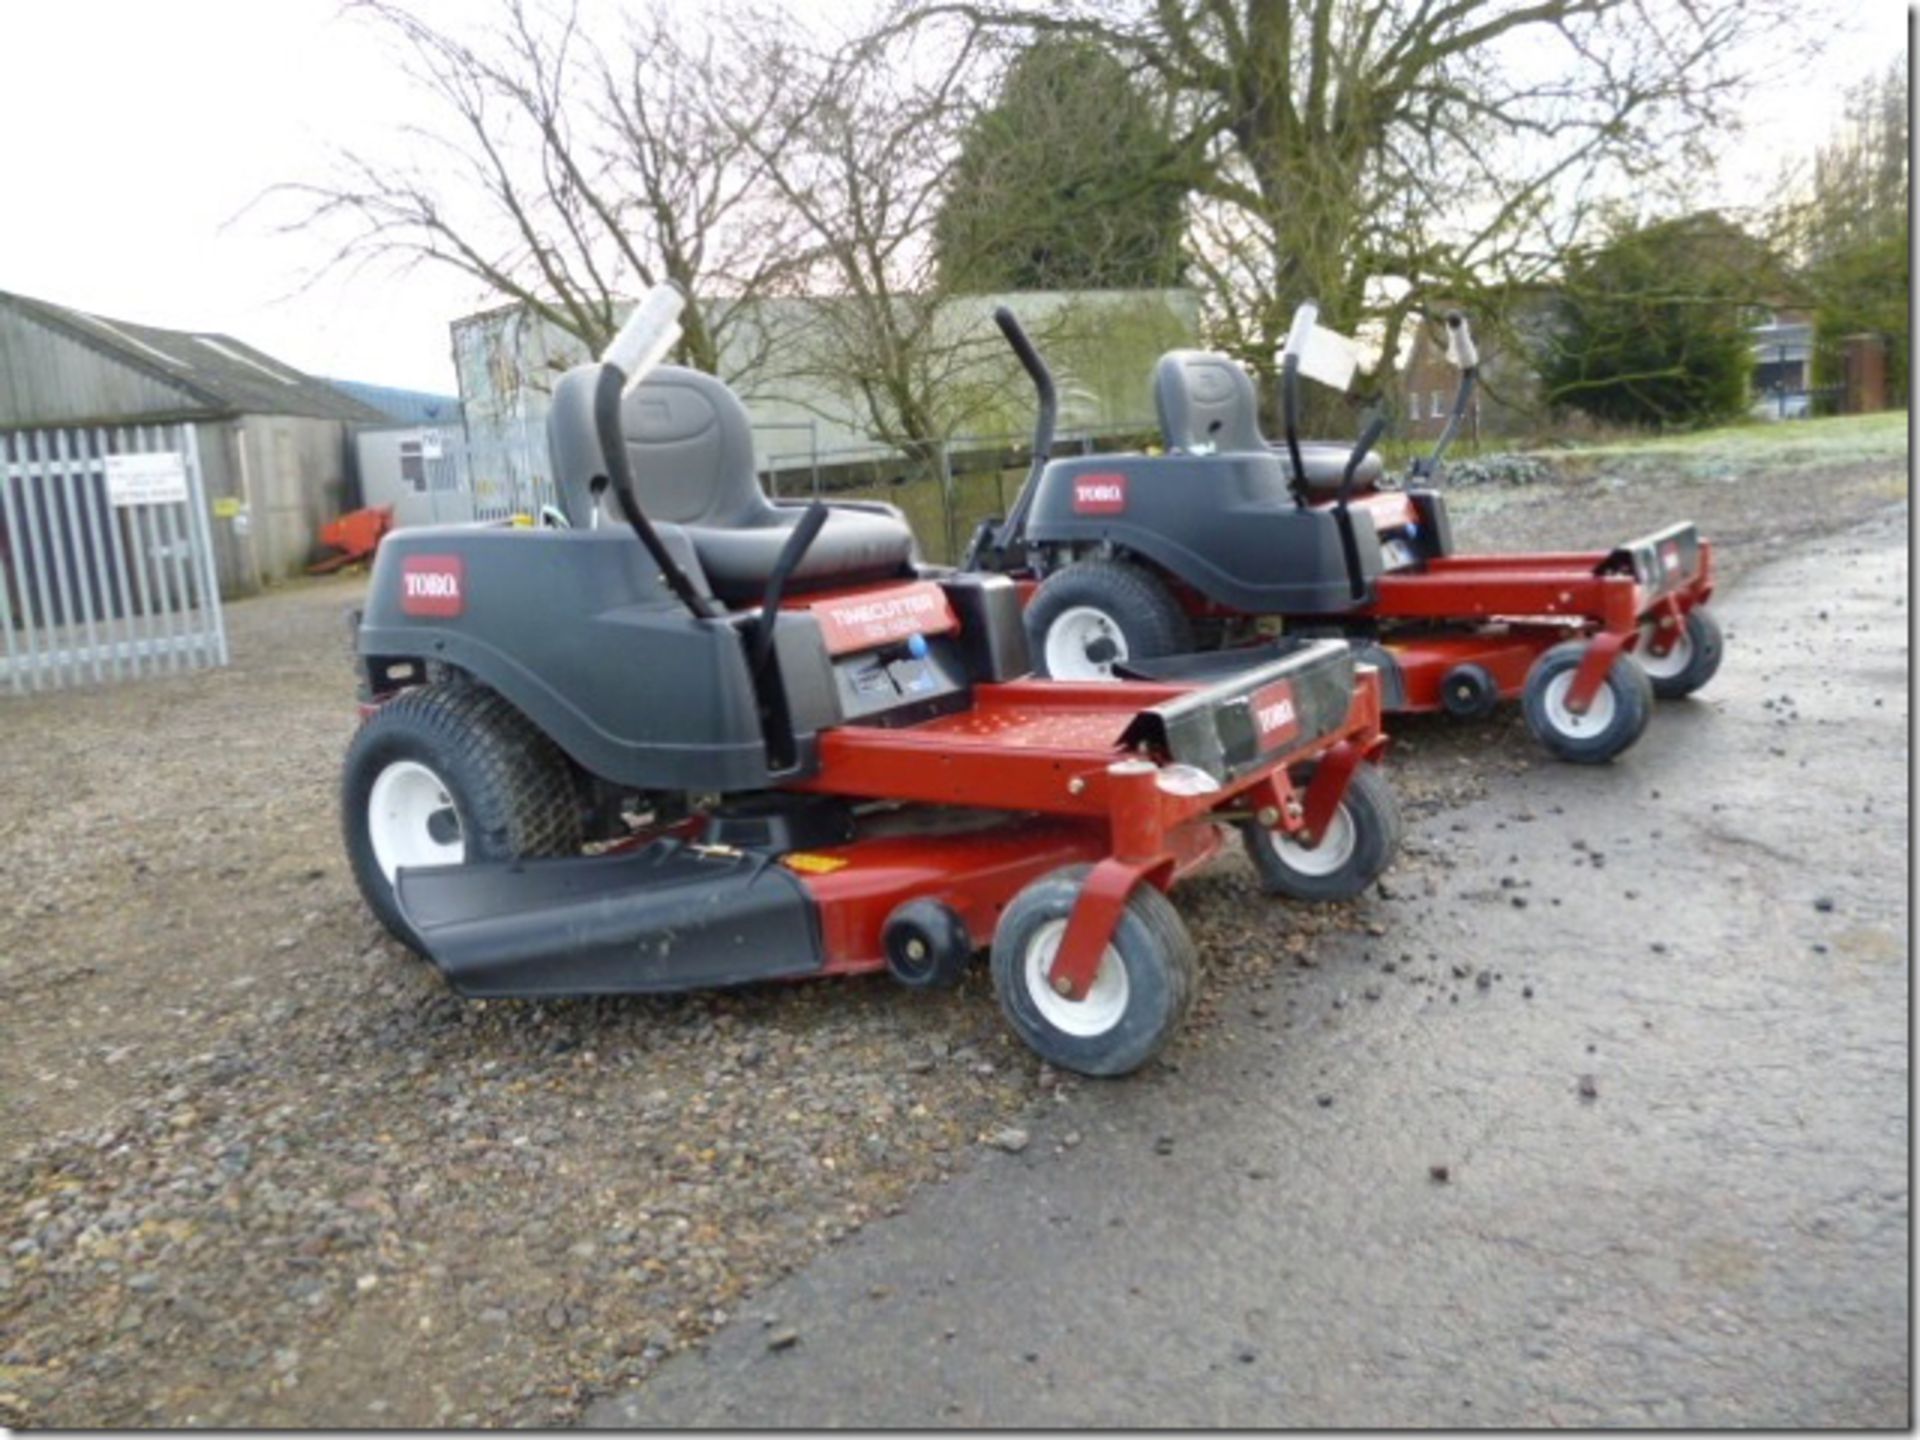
[
  {"x1": 0, "y1": 424, "x2": 228, "y2": 694},
  {"x1": 447, "y1": 415, "x2": 1159, "y2": 564},
  {"x1": 758, "y1": 421, "x2": 1159, "y2": 565}
]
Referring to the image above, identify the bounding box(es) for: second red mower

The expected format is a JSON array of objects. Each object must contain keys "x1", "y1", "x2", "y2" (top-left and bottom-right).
[{"x1": 966, "y1": 303, "x2": 1722, "y2": 764}]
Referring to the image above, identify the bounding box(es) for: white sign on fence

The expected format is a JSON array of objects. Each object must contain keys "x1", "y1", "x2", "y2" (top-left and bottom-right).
[{"x1": 104, "y1": 451, "x2": 190, "y2": 507}]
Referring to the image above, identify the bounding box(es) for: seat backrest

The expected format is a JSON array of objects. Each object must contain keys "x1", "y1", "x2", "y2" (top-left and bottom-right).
[
  {"x1": 618, "y1": 365, "x2": 771, "y2": 529},
  {"x1": 545, "y1": 362, "x2": 773, "y2": 531},
  {"x1": 1154, "y1": 350, "x2": 1266, "y2": 454}
]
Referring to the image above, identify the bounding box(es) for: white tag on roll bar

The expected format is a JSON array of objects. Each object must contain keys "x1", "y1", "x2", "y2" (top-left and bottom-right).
[{"x1": 1297, "y1": 324, "x2": 1359, "y2": 392}]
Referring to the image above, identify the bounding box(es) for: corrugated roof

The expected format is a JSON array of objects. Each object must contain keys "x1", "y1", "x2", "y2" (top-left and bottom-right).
[
  {"x1": 320, "y1": 377, "x2": 462, "y2": 425},
  {"x1": 0, "y1": 289, "x2": 388, "y2": 424}
]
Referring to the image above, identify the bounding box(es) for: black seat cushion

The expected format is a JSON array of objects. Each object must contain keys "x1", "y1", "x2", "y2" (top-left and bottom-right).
[
  {"x1": 1285, "y1": 441, "x2": 1386, "y2": 499},
  {"x1": 687, "y1": 507, "x2": 917, "y2": 603}
]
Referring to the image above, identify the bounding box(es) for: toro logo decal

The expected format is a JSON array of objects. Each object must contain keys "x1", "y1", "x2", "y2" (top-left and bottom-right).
[
  {"x1": 1249, "y1": 678, "x2": 1300, "y2": 751},
  {"x1": 1071, "y1": 474, "x2": 1127, "y2": 515},
  {"x1": 400, "y1": 554, "x2": 466, "y2": 617}
]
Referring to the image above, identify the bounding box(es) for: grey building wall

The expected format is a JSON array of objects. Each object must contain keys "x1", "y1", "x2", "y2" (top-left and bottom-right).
[
  {"x1": 184, "y1": 416, "x2": 357, "y2": 596},
  {"x1": 355, "y1": 425, "x2": 475, "y2": 527},
  {"x1": 450, "y1": 289, "x2": 1204, "y2": 514}
]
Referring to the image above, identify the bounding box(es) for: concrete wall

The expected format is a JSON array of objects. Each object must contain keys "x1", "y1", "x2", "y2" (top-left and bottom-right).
[
  {"x1": 450, "y1": 289, "x2": 1203, "y2": 510},
  {"x1": 190, "y1": 416, "x2": 356, "y2": 596},
  {"x1": 355, "y1": 425, "x2": 475, "y2": 527}
]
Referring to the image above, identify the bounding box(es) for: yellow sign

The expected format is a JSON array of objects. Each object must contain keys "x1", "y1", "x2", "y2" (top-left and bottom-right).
[
  {"x1": 781, "y1": 852, "x2": 850, "y2": 875},
  {"x1": 212, "y1": 496, "x2": 243, "y2": 519}
]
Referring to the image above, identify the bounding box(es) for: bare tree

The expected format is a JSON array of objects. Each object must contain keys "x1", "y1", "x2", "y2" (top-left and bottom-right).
[
  {"x1": 892, "y1": 0, "x2": 1811, "y2": 410},
  {"x1": 725, "y1": 22, "x2": 1014, "y2": 465},
  {"x1": 270, "y1": 0, "x2": 805, "y2": 389}
]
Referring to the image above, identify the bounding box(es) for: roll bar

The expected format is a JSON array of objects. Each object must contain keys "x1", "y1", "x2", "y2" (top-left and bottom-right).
[
  {"x1": 1278, "y1": 301, "x2": 1319, "y2": 504},
  {"x1": 1411, "y1": 310, "x2": 1479, "y2": 481},
  {"x1": 963, "y1": 305, "x2": 1057, "y2": 568}
]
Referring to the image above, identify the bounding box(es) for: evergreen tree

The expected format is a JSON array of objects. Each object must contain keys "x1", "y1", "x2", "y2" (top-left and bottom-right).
[
  {"x1": 1540, "y1": 213, "x2": 1774, "y2": 428},
  {"x1": 935, "y1": 38, "x2": 1188, "y2": 292}
]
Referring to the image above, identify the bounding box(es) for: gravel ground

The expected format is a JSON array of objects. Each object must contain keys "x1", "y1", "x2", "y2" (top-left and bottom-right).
[{"x1": 0, "y1": 432, "x2": 1905, "y2": 1427}]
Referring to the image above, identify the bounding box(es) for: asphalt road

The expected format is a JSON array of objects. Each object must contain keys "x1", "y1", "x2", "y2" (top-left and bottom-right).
[{"x1": 588, "y1": 508, "x2": 1910, "y2": 1429}]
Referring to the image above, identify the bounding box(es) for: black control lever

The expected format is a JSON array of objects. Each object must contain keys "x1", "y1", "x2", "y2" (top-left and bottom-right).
[
  {"x1": 750, "y1": 502, "x2": 830, "y2": 680},
  {"x1": 1278, "y1": 300, "x2": 1319, "y2": 506},
  {"x1": 592, "y1": 365, "x2": 717, "y2": 619},
  {"x1": 1332, "y1": 411, "x2": 1388, "y2": 600}
]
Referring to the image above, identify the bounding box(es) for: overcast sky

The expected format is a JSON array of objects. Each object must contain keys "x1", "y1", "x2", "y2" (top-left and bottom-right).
[{"x1": 0, "y1": 0, "x2": 1906, "y2": 395}]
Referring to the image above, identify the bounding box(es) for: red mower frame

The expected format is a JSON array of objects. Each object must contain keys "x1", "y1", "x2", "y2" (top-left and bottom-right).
[
  {"x1": 785, "y1": 663, "x2": 1386, "y2": 1000},
  {"x1": 1364, "y1": 531, "x2": 1716, "y2": 717}
]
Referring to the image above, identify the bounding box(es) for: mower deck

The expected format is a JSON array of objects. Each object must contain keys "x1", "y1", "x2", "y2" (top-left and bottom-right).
[
  {"x1": 1363, "y1": 525, "x2": 1716, "y2": 714},
  {"x1": 395, "y1": 640, "x2": 1384, "y2": 1006}
]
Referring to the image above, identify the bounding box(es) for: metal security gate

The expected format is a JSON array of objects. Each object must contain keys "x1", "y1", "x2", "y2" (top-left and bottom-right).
[{"x1": 0, "y1": 424, "x2": 228, "y2": 694}]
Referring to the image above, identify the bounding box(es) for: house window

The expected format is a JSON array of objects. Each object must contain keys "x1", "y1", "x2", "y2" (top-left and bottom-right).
[
  {"x1": 399, "y1": 440, "x2": 427, "y2": 493},
  {"x1": 1407, "y1": 390, "x2": 1421, "y2": 420},
  {"x1": 1431, "y1": 389, "x2": 1446, "y2": 418}
]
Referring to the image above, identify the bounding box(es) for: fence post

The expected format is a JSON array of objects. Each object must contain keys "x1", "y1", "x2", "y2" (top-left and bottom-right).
[
  {"x1": 0, "y1": 435, "x2": 23, "y2": 694},
  {"x1": 181, "y1": 425, "x2": 230, "y2": 667}
]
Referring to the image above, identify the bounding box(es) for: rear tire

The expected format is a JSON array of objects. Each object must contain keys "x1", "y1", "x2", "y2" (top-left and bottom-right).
[
  {"x1": 1240, "y1": 762, "x2": 1402, "y2": 902},
  {"x1": 991, "y1": 866, "x2": 1197, "y2": 1077},
  {"x1": 1637, "y1": 605, "x2": 1723, "y2": 699},
  {"x1": 1026, "y1": 560, "x2": 1193, "y2": 680},
  {"x1": 343, "y1": 683, "x2": 586, "y2": 952},
  {"x1": 1521, "y1": 641, "x2": 1653, "y2": 764}
]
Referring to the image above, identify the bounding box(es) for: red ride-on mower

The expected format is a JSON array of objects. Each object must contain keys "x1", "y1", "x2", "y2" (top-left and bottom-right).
[
  {"x1": 339, "y1": 287, "x2": 1402, "y2": 1076},
  {"x1": 967, "y1": 304, "x2": 1722, "y2": 763}
]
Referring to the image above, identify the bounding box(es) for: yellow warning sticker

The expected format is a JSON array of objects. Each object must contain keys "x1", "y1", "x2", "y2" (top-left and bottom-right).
[
  {"x1": 782, "y1": 852, "x2": 850, "y2": 875},
  {"x1": 212, "y1": 496, "x2": 243, "y2": 519}
]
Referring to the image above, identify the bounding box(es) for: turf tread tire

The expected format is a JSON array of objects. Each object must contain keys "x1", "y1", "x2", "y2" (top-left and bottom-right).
[
  {"x1": 343, "y1": 682, "x2": 586, "y2": 951},
  {"x1": 1026, "y1": 560, "x2": 1194, "y2": 678}
]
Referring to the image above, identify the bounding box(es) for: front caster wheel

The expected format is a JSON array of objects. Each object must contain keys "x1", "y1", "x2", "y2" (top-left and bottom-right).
[
  {"x1": 1240, "y1": 762, "x2": 1402, "y2": 903},
  {"x1": 991, "y1": 866, "x2": 1197, "y2": 1077},
  {"x1": 1637, "y1": 605, "x2": 1723, "y2": 699},
  {"x1": 1521, "y1": 641, "x2": 1653, "y2": 764}
]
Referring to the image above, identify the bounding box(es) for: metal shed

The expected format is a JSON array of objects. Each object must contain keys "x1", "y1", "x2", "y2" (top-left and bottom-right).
[{"x1": 0, "y1": 289, "x2": 387, "y2": 598}]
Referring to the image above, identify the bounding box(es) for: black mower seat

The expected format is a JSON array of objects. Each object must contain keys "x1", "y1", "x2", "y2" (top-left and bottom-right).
[
  {"x1": 1154, "y1": 349, "x2": 1385, "y2": 498},
  {"x1": 617, "y1": 366, "x2": 915, "y2": 603},
  {"x1": 686, "y1": 506, "x2": 915, "y2": 601}
]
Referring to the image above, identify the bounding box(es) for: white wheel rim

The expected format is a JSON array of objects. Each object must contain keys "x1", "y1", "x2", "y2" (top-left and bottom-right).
[
  {"x1": 1542, "y1": 669, "x2": 1618, "y2": 738},
  {"x1": 1266, "y1": 802, "x2": 1358, "y2": 877},
  {"x1": 1023, "y1": 918, "x2": 1130, "y2": 1037},
  {"x1": 1637, "y1": 619, "x2": 1693, "y2": 680},
  {"x1": 1045, "y1": 606, "x2": 1128, "y2": 681},
  {"x1": 367, "y1": 759, "x2": 465, "y2": 882}
]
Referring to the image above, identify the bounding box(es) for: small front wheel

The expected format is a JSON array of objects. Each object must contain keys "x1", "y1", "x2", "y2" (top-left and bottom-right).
[
  {"x1": 1521, "y1": 641, "x2": 1653, "y2": 764},
  {"x1": 1636, "y1": 604, "x2": 1723, "y2": 699},
  {"x1": 1241, "y1": 762, "x2": 1402, "y2": 902},
  {"x1": 991, "y1": 867, "x2": 1197, "y2": 1077}
]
